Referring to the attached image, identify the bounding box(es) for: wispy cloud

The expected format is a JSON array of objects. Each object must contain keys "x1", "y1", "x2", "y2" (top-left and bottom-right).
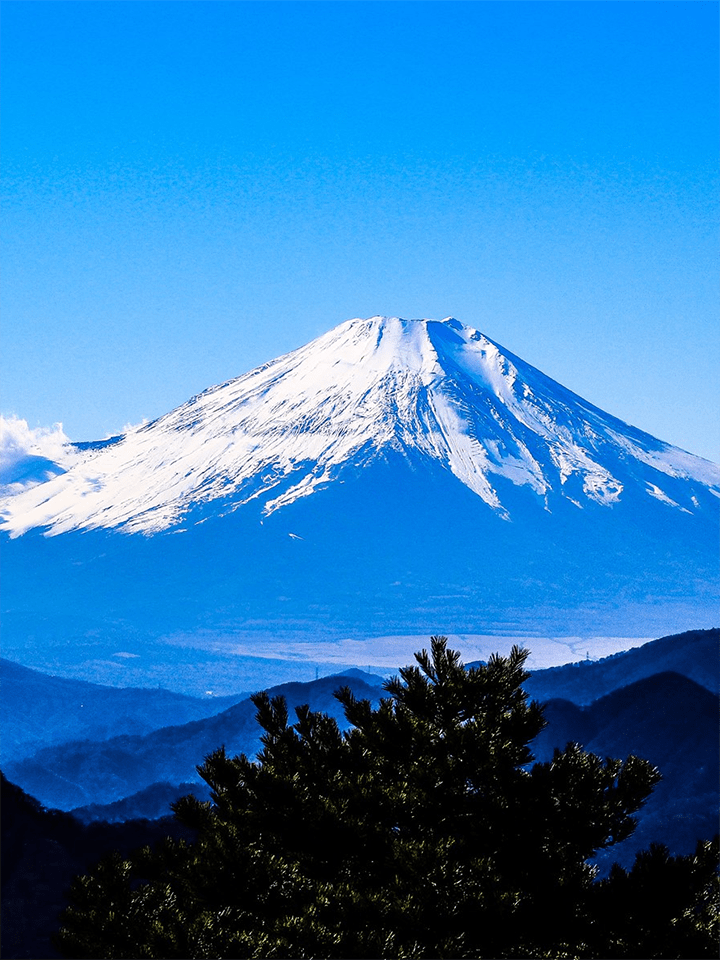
[{"x1": 0, "y1": 415, "x2": 72, "y2": 470}]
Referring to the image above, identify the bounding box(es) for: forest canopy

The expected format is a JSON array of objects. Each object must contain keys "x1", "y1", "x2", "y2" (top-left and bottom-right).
[{"x1": 57, "y1": 638, "x2": 719, "y2": 959}]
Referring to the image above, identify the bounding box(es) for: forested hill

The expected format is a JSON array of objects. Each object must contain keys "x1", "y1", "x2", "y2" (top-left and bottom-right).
[
  {"x1": 0, "y1": 773, "x2": 195, "y2": 960},
  {"x1": 533, "y1": 670, "x2": 719, "y2": 869},
  {"x1": 5, "y1": 672, "x2": 384, "y2": 810},
  {"x1": 521, "y1": 628, "x2": 718, "y2": 705}
]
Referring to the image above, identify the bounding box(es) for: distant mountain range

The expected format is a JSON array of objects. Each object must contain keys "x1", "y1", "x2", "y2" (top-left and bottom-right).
[
  {"x1": 4, "y1": 672, "x2": 385, "y2": 810},
  {"x1": 0, "y1": 658, "x2": 246, "y2": 766},
  {"x1": 2, "y1": 317, "x2": 718, "y2": 690},
  {"x1": 524, "y1": 626, "x2": 719, "y2": 703},
  {"x1": 70, "y1": 780, "x2": 212, "y2": 824},
  {"x1": 4, "y1": 631, "x2": 717, "y2": 851}
]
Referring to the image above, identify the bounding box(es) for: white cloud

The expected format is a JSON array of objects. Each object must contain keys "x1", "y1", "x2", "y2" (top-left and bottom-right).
[
  {"x1": 121, "y1": 418, "x2": 148, "y2": 434},
  {"x1": 0, "y1": 415, "x2": 72, "y2": 471}
]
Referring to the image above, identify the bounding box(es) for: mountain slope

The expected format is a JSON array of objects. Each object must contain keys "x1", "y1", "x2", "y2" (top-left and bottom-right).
[
  {"x1": 1, "y1": 317, "x2": 717, "y2": 688},
  {"x1": 70, "y1": 780, "x2": 212, "y2": 824},
  {"x1": 0, "y1": 658, "x2": 245, "y2": 765},
  {"x1": 1, "y1": 773, "x2": 194, "y2": 960},
  {"x1": 522, "y1": 628, "x2": 719, "y2": 705},
  {"x1": 2, "y1": 317, "x2": 717, "y2": 537},
  {"x1": 532, "y1": 672, "x2": 719, "y2": 868},
  {"x1": 4, "y1": 673, "x2": 384, "y2": 810}
]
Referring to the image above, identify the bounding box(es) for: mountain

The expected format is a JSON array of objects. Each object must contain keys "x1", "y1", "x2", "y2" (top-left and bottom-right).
[
  {"x1": 70, "y1": 780, "x2": 212, "y2": 824},
  {"x1": 532, "y1": 672, "x2": 719, "y2": 869},
  {"x1": 3, "y1": 317, "x2": 718, "y2": 536},
  {"x1": 4, "y1": 672, "x2": 384, "y2": 810},
  {"x1": 5, "y1": 665, "x2": 715, "y2": 870},
  {"x1": 522, "y1": 628, "x2": 720, "y2": 705},
  {"x1": 0, "y1": 658, "x2": 246, "y2": 765},
  {"x1": 2, "y1": 317, "x2": 718, "y2": 690}
]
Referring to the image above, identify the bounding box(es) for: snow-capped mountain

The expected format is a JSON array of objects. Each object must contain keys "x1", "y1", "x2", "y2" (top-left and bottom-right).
[
  {"x1": 2, "y1": 317, "x2": 717, "y2": 537},
  {"x1": 2, "y1": 317, "x2": 718, "y2": 693}
]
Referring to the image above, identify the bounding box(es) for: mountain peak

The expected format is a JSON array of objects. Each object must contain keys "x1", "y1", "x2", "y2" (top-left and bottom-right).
[{"x1": 1, "y1": 316, "x2": 718, "y2": 536}]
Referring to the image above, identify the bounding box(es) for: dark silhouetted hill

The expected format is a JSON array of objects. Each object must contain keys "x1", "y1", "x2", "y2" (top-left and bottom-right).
[
  {"x1": 523, "y1": 628, "x2": 718, "y2": 705},
  {"x1": 532, "y1": 670, "x2": 719, "y2": 869},
  {"x1": 0, "y1": 772, "x2": 193, "y2": 960}
]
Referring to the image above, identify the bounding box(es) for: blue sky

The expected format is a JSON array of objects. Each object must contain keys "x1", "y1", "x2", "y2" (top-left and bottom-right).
[{"x1": 2, "y1": 0, "x2": 718, "y2": 460}]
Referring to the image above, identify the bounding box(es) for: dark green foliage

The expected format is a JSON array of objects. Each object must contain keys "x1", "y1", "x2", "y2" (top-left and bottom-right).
[
  {"x1": 594, "y1": 841, "x2": 720, "y2": 959},
  {"x1": 56, "y1": 640, "x2": 719, "y2": 959}
]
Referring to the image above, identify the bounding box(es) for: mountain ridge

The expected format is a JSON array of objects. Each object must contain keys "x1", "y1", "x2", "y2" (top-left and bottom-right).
[
  {"x1": 6, "y1": 631, "x2": 718, "y2": 815},
  {"x1": 533, "y1": 671, "x2": 719, "y2": 871},
  {"x1": 2, "y1": 316, "x2": 717, "y2": 688},
  {"x1": 4, "y1": 672, "x2": 384, "y2": 809},
  {"x1": 0, "y1": 657, "x2": 248, "y2": 765},
  {"x1": 5, "y1": 665, "x2": 716, "y2": 874},
  {"x1": 522, "y1": 628, "x2": 719, "y2": 705},
  {"x1": 2, "y1": 316, "x2": 718, "y2": 537}
]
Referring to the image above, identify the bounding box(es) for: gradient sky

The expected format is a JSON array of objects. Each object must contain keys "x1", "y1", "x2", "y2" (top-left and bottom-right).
[{"x1": 2, "y1": 1, "x2": 718, "y2": 460}]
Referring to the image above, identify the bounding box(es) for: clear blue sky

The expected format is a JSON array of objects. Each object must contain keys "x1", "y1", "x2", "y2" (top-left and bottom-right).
[{"x1": 2, "y1": 1, "x2": 718, "y2": 460}]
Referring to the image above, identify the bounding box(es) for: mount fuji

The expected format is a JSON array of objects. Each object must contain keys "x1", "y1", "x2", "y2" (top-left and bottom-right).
[{"x1": 2, "y1": 317, "x2": 718, "y2": 692}]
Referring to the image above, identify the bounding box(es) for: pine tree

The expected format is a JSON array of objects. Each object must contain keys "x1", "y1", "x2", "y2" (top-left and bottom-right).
[{"x1": 56, "y1": 639, "x2": 719, "y2": 959}]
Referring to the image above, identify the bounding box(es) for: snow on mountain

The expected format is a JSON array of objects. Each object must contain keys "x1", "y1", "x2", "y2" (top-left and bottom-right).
[{"x1": 2, "y1": 317, "x2": 718, "y2": 538}]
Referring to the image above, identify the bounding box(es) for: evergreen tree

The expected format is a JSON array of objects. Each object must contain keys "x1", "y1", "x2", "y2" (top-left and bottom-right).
[{"x1": 56, "y1": 639, "x2": 719, "y2": 959}]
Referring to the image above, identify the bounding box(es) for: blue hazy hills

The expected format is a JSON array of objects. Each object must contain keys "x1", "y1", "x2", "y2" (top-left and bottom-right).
[
  {"x1": 0, "y1": 657, "x2": 247, "y2": 766},
  {"x1": 3, "y1": 629, "x2": 717, "y2": 867}
]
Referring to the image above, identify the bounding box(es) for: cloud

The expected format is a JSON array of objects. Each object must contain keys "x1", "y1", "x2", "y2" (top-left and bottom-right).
[
  {"x1": 0, "y1": 415, "x2": 72, "y2": 471},
  {"x1": 121, "y1": 418, "x2": 148, "y2": 433}
]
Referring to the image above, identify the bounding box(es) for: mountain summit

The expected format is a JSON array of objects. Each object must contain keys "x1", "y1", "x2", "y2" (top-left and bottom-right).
[
  {"x1": 2, "y1": 316, "x2": 717, "y2": 537},
  {"x1": 1, "y1": 317, "x2": 718, "y2": 690}
]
